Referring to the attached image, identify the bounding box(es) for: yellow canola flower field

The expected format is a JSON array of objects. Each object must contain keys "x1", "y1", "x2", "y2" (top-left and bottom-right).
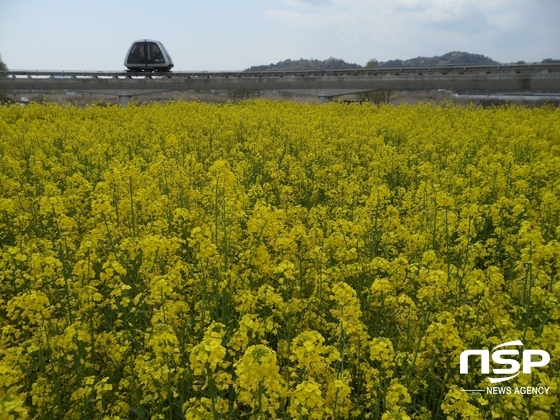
[{"x1": 0, "y1": 100, "x2": 559, "y2": 419}]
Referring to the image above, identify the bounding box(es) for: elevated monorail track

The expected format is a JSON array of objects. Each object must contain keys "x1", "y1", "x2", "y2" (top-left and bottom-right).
[{"x1": 2, "y1": 63, "x2": 560, "y2": 103}]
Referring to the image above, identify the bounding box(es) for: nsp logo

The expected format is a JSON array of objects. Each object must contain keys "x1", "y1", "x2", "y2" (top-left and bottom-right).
[{"x1": 460, "y1": 340, "x2": 550, "y2": 383}]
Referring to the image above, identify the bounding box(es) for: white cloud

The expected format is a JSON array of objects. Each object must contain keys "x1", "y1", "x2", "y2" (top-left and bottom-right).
[{"x1": 263, "y1": 0, "x2": 559, "y2": 63}]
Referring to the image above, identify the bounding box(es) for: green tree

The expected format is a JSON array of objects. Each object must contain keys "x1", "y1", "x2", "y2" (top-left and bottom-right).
[
  {"x1": 0, "y1": 54, "x2": 11, "y2": 103},
  {"x1": 362, "y1": 59, "x2": 390, "y2": 105},
  {"x1": 0, "y1": 54, "x2": 7, "y2": 70},
  {"x1": 360, "y1": 89, "x2": 392, "y2": 106}
]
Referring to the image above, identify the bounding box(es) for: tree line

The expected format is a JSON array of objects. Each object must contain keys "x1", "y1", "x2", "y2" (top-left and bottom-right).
[{"x1": 246, "y1": 51, "x2": 559, "y2": 72}]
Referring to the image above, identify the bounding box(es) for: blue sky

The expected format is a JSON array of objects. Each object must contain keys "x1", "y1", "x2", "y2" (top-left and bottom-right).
[{"x1": 0, "y1": 0, "x2": 558, "y2": 71}]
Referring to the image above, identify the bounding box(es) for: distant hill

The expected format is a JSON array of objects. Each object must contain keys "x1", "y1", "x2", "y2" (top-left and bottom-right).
[
  {"x1": 246, "y1": 57, "x2": 362, "y2": 72},
  {"x1": 245, "y1": 51, "x2": 558, "y2": 71},
  {"x1": 377, "y1": 51, "x2": 499, "y2": 68}
]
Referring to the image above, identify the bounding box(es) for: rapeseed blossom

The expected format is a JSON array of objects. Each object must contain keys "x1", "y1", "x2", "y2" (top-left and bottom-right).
[{"x1": 0, "y1": 100, "x2": 559, "y2": 419}]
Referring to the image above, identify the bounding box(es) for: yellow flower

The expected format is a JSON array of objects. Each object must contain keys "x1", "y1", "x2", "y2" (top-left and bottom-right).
[
  {"x1": 234, "y1": 345, "x2": 287, "y2": 417},
  {"x1": 370, "y1": 337, "x2": 396, "y2": 376},
  {"x1": 289, "y1": 380, "x2": 325, "y2": 419}
]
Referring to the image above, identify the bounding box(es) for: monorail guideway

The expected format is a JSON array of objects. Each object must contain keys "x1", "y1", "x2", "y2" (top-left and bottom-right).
[{"x1": 1, "y1": 63, "x2": 560, "y2": 104}]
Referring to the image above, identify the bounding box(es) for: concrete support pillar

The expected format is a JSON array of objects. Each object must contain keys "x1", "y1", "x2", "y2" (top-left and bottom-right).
[
  {"x1": 118, "y1": 93, "x2": 132, "y2": 106},
  {"x1": 318, "y1": 95, "x2": 334, "y2": 103}
]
